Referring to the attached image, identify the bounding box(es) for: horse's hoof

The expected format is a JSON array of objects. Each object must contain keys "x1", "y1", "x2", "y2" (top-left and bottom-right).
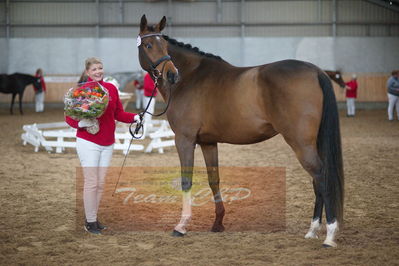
[
  {"x1": 304, "y1": 232, "x2": 319, "y2": 239},
  {"x1": 211, "y1": 225, "x2": 225, "y2": 232},
  {"x1": 322, "y1": 239, "x2": 337, "y2": 248},
  {"x1": 171, "y1": 230, "x2": 185, "y2": 237}
]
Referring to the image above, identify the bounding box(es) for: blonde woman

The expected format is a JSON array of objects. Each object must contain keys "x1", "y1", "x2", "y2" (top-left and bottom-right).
[{"x1": 65, "y1": 57, "x2": 140, "y2": 234}]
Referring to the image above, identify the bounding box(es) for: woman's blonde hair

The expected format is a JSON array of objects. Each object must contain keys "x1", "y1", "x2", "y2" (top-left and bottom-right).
[{"x1": 85, "y1": 57, "x2": 103, "y2": 70}]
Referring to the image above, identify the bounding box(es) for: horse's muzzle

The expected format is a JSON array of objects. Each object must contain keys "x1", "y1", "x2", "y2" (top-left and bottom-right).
[{"x1": 167, "y1": 70, "x2": 179, "y2": 85}]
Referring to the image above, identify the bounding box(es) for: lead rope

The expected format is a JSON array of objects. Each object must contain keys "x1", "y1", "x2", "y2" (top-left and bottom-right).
[{"x1": 112, "y1": 63, "x2": 172, "y2": 197}]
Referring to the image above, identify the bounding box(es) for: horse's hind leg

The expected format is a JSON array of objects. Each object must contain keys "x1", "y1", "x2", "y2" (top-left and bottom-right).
[
  {"x1": 10, "y1": 93, "x2": 16, "y2": 115},
  {"x1": 200, "y1": 143, "x2": 225, "y2": 232},
  {"x1": 305, "y1": 180, "x2": 323, "y2": 239},
  {"x1": 289, "y1": 142, "x2": 339, "y2": 247},
  {"x1": 287, "y1": 143, "x2": 324, "y2": 236}
]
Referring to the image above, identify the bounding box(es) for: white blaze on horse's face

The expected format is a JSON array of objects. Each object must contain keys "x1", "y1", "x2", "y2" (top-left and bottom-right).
[{"x1": 86, "y1": 63, "x2": 104, "y2": 82}]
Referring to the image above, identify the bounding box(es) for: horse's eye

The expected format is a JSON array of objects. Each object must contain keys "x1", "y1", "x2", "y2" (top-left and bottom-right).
[{"x1": 145, "y1": 43, "x2": 152, "y2": 49}]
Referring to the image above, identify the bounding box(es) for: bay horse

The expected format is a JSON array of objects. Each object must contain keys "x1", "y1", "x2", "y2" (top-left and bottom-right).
[
  {"x1": 137, "y1": 15, "x2": 344, "y2": 248},
  {"x1": 324, "y1": 70, "x2": 346, "y2": 88},
  {"x1": 0, "y1": 73, "x2": 43, "y2": 114}
]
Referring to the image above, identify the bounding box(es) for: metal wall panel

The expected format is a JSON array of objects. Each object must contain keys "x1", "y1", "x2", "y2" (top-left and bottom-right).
[
  {"x1": 221, "y1": 1, "x2": 240, "y2": 24},
  {"x1": 390, "y1": 25, "x2": 399, "y2": 36},
  {"x1": 336, "y1": 25, "x2": 367, "y2": 36},
  {"x1": 11, "y1": 26, "x2": 96, "y2": 38},
  {"x1": 245, "y1": 1, "x2": 319, "y2": 23},
  {"x1": 124, "y1": 2, "x2": 168, "y2": 24},
  {"x1": 0, "y1": 28, "x2": 5, "y2": 38},
  {"x1": 100, "y1": 26, "x2": 138, "y2": 38},
  {"x1": 0, "y1": 3, "x2": 6, "y2": 25},
  {"x1": 100, "y1": 3, "x2": 123, "y2": 24},
  {"x1": 171, "y1": 2, "x2": 216, "y2": 24},
  {"x1": 246, "y1": 25, "x2": 331, "y2": 37},
  {"x1": 338, "y1": 0, "x2": 399, "y2": 23},
  {"x1": 369, "y1": 25, "x2": 390, "y2": 36},
  {"x1": 10, "y1": 2, "x2": 97, "y2": 24},
  {"x1": 2, "y1": 0, "x2": 398, "y2": 38},
  {"x1": 170, "y1": 26, "x2": 241, "y2": 38}
]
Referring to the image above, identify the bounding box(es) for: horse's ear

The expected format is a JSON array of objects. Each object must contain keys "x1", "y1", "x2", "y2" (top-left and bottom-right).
[
  {"x1": 157, "y1": 16, "x2": 167, "y2": 32},
  {"x1": 140, "y1": 14, "x2": 147, "y2": 32}
]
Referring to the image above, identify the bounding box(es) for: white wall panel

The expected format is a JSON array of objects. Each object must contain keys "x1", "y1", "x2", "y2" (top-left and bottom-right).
[{"x1": 3, "y1": 36, "x2": 398, "y2": 75}]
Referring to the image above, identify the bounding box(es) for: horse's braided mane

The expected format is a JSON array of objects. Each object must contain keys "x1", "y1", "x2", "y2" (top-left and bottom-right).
[{"x1": 162, "y1": 35, "x2": 223, "y2": 61}]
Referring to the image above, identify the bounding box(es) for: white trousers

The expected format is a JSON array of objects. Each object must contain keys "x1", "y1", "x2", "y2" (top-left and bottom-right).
[
  {"x1": 143, "y1": 96, "x2": 156, "y2": 135},
  {"x1": 346, "y1": 98, "x2": 356, "y2": 116},
  {"x1": 135, "y1": 89, "x2": 144, "y2": 109},
  {"x1": 387, "y1": 93, "x2": 399, "y2": 120},
  {"x1": 35, "y1": 92, "x2": 45, "y2": 112},
  {"x1": 76, "y1": 137, "x2": 114, "y2": 223}
]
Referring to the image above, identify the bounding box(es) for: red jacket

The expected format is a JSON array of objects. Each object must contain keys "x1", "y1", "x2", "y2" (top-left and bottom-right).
[
  {"x1": 65, "y1": 78, "x2": 137, "y2": 146},
  {"x1": 35, "y1": 74, "x2": 46, "y2": 92},
  {"x1": 143, "y1": 73, "x2": 157, "y2": 97},
  {"x1": 345, "y1": 80, "x2": 358, "y2": 98}
]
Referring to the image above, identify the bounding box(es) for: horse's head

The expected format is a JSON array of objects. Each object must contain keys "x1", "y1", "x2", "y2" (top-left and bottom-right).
[
  {"x1": 137, "y1": 15, "x2": 179, "y2": 86},
  {"x1": 326, "y1": 70, "x2": 345, "y2": 88},
  {"x1": 334, "y1": 71, "x2": 346, "y2": 88},
  {"x1": 33, "y1": 76, "x2": 43, "y2": 92}
]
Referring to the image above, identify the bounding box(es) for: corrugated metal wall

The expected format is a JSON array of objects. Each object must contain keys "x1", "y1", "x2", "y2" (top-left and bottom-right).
[{"x1": 1, "y1": 0, "x2": 398, "y2": 38}]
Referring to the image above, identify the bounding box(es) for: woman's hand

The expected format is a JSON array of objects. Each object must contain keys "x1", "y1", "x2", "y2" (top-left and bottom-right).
[
  {"x1": 78, "y1": 119, "x2": 99, "y2": 134},
  {"x1": 133, "y1": 114, "x2": 143, "y2": 124},
  {"x1": 78, "y1": 119, "x2": 97, "y2": 128}
]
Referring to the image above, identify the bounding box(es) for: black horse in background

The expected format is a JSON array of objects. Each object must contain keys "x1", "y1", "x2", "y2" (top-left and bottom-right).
[
  {"x1": 0, "y1": 73, "x2": 42, "y2": 114},
  {"x1": 324, "y1": 70, "x2": 346, "y2": 88}
]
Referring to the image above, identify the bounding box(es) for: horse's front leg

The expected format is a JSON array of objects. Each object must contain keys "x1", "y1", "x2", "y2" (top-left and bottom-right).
[
  {"x1": 200, "y1": 143, "x2": 225, "y2": 232},
  {"x1": 172, "y1": 134, "x2": 195, "y2": 237},
  {"x1": 18, "y1": 92, "x2": 24, "y2": 115}
]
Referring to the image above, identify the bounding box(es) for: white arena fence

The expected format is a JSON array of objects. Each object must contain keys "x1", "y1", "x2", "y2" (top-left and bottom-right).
[{"x1": 21, "y1": 119, "x2": 175, "y2": 155}]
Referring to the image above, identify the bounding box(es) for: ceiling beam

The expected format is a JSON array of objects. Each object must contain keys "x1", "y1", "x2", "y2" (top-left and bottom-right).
[{"x1": 364, "y1": 0, "x2": 399, "y2": 12}]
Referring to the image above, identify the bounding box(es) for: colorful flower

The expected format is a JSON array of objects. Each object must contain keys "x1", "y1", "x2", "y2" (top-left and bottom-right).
[{"x1": 64, "y1": 81, "x2": 109, "y2": 119}]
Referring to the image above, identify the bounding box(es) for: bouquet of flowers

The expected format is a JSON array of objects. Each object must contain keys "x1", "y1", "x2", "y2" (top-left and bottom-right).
[{"x1": 64, "y1": 81, "x2": 109, "y2": 134}]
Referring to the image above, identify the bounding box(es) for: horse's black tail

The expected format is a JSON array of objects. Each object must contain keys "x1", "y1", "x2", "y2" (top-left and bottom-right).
[{"x1": 317, "y1": 72, "x2": 344, "y2": 226}]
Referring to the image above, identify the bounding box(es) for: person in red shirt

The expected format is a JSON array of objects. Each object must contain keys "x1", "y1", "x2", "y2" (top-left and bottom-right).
[
  {"x1": 34, "y1": 68, "x2": 46, "y2": 112},
  {"x1": 65, "y1": 57, "x2": 140, "y2": 235},
  {"x1": 134, "y1": 71, "x2": 144, "y2": 110},
  {"x1": 142, "y1": 72, "x2": 157, "y2": 134},
  {"x1": 345, "y1": 74, "x2": 358, "y2": 117},
  {"x1": 143, "y1": 72, "x2": 156, "y2": 111}
]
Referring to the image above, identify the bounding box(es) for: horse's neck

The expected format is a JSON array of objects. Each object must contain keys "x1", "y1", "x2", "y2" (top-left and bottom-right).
[
  {"x1": 168, "y1": 46, "x2": 202, "y2": 76},
  {"x1": 17, "y1": 74, "x2": 35, "y2": 86}
]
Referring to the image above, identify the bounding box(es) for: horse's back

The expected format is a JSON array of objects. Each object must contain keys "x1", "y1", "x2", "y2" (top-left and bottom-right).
[
  {"x1": 0, "y1": 73, "x2": 28, "y2": 94},
  {"x1": 0, "y1": 74, "x2": 13, "y2": 93}
]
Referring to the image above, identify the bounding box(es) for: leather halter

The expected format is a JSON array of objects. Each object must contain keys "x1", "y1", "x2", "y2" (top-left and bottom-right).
[{"x1": 138, "y1": 33, "x2": 172, "y2": 79}]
